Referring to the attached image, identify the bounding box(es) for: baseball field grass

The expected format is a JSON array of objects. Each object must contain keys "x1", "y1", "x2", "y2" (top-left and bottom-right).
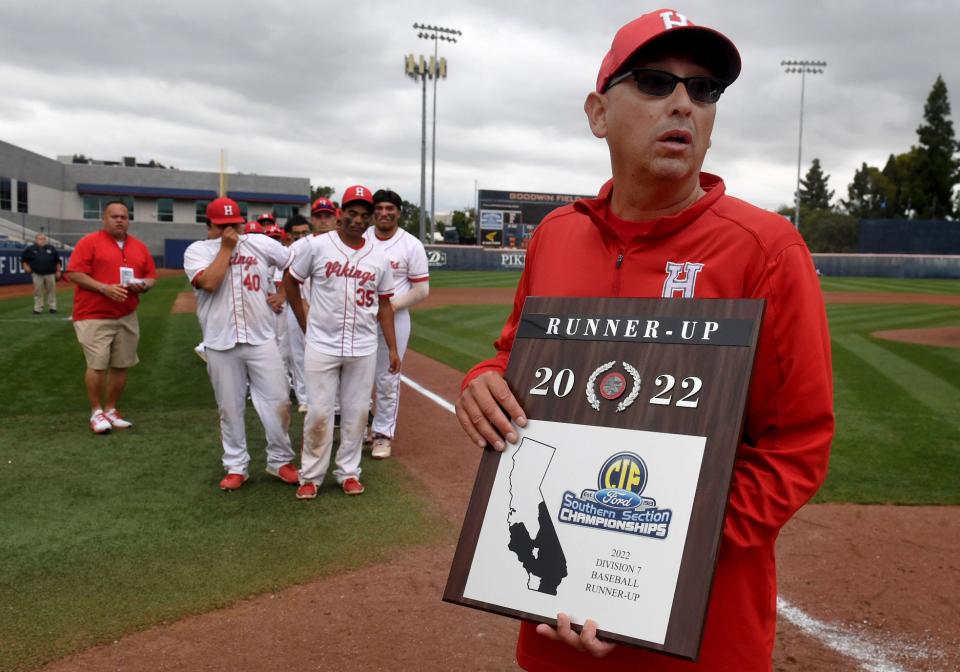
[
  {"x1": 0, "y1": 278, "x2": 450, "y2": 672},
  {"x1": 409, "y1": 274, "x2": 960, "y2": 505},
  {"x1": 2, "y1": 272, "x2": 958, "y2": 670}
]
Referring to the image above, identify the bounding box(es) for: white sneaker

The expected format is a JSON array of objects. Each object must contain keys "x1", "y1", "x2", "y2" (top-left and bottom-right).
[
  {"x1": 89, "y1": 410, "x2": 111, "y2": 434},
  {"x1": 104, "y1": 408, "x2": 133, "y2": 429},
  {"x1": 194, "y1": 343, "x2": 207, "y2": 362},
  {"x1": 371, "y1": 435, "x2": 392, "y2": 459}
]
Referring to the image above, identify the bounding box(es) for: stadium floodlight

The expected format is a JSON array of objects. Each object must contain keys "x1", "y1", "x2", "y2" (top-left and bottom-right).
[
  {"x1": 415, "y1": 22, "x2": 462, "y2": 243},
  {"x1": 782, "y1": 60, "x2": 828, "y2": 230}
]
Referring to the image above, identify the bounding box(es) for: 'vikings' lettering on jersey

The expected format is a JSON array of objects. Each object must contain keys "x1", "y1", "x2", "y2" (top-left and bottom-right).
[
  {"x1": 183, "y1": 234, "x2": 292, "y2": 350},
  {"x1": 363, "y1": 226, "x2": 429, "y2": 300},
  {"x1": 288, "y1": 231, "x2": 394, "y2": 357}
]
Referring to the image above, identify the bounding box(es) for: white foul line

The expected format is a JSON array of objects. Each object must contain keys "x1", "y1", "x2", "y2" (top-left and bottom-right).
[
  {"x1": 400, "y1": 374, "x2": 456, "y2": 414},
  {"x1": 400, "y1": 373, "x2": 938, "y2": 672}
]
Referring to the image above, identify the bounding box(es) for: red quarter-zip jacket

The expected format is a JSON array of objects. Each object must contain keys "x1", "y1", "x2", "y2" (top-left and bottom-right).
[{"x1": 463, "y1": 174, "x2": 834, "y2": 671}]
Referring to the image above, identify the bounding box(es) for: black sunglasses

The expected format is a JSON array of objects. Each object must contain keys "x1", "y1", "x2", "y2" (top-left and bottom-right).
[{"x1": 605, "y1": 68, "x2": 727, "y2": 104}]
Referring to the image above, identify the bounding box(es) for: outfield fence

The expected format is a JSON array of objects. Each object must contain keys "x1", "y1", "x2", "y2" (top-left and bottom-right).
[{"x1": 421, "y1": 246, "x2": 960, "y2": 279}]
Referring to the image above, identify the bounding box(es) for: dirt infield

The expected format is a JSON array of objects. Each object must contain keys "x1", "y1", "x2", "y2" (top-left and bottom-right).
[
  {"x1": 873, "y1": 326, "x2": 960, "y2": 349},
  {"x1": 0, "y1": 269, "x2": 183, "y2": 300},
  {"x1": 37, "y1": 349, "x2": 959, "y2": 672}
]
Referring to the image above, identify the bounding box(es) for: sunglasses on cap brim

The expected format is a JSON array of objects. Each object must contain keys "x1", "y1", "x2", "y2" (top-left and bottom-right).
[{"x1": 605, "y1": 68, "x2": 727, "y2": 104}]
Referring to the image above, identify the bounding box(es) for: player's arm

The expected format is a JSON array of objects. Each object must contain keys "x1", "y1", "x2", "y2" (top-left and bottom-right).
[
  {"x1": 283, "y1": 269, "x2": 307, "y2": 333},
  {"x1": 724, "y1": 242, "x2": 834, "y2": 548},
  {"x1": 68, "y1": 270, "x2": 128, "y2": 302},
  {"x1": 267, "y1": 282, "x2": 286, "y2": 312},
  {"x1": 376, "y1": 295, "x2": 401, "y2": 374},
  {"x1": 390, "y1": 280, "x2": 429, "y2": 310},
  {"x1": 194, "y1": 227, "x2": 238, "y2": 293}
]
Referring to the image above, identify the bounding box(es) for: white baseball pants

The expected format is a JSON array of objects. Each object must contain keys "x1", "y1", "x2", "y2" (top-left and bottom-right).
[
  {"x1": 301, "y1": 347, "x2": 376, "y2": 486},
  {"x1": 205, "y1": 343, "x2": 295, "y2": 475},
  {"x1": 285, "y1": 305, "x2": 308, "y2": 406},
  {"x1": 371, "y1": 308, "x2": 410, "y2": 439}
]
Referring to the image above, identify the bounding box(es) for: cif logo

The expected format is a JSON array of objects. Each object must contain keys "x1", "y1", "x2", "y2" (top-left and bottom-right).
[{"x1": 596, "y1": 452, "x2": 647, "y2": 509}]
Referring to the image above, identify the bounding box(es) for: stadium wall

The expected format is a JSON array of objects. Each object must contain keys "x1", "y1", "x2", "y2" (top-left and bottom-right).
[{"x1": 422, "y1": 245, "x2": 960, "y2": 279}]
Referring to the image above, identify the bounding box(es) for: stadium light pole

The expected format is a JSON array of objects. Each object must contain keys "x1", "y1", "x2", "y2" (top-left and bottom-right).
[
  {"x1": 405, "y1": 54, "x2": 431, "y2": 243},
  {"x1": 782, "y1": 60, "x2": 826, "y2": 230},
  {"x1": 415, "y1": 23, "x2": 460, "y2": 243}
]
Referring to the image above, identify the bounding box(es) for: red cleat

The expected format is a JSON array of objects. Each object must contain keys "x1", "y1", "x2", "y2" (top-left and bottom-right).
[
  {"x1": 219, "y1": 473, "x2": 248, "y2": 491},
  {"x1": 342, "y1": 477, "x2": 365, "y2": 495},
  {"x1": 267, "y1": 463, "x2": 299, "y2": 484}
]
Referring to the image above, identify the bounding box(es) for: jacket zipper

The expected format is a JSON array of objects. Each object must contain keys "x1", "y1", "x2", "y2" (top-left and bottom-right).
[{"x1": 613, "y1": 249, "x2": 624, "y2": 296}]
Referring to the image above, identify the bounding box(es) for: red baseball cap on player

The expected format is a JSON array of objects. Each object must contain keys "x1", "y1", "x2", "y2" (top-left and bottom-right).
[
  {"x1": 311, "y1": 197, "x2": 336, "y2": 214},
  {"x1": 257, "y1": 212, "x2": 276, "y2": 224},
  {"x1": 595, "y1": 8, "x2": 741, "y2": 93},
  {"x1": 244, "y1": 221, "x2": 264, "y2": 235},
  {"x1": 206, "y1": 197, "x2": 246, "y2": 226},
  {"x1": 263, "y1": 223, "x2": 286, "y2": 241},
  {"x1": 341, "y1": 185, "x2": 374, "y2": 209}
]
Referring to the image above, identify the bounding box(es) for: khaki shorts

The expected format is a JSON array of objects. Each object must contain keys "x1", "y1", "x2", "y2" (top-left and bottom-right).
[{"x1": 74, "y1": 312, "x2": 140, "y2": 370}]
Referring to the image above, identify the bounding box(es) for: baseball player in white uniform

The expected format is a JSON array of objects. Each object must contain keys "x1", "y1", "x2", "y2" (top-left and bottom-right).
[
  {"x1": 364, "y1": 189, "x2": 430, "y2": 458},
  {"x1": 183, "y1": 197, "x2": 299, "y2": 491},
  {"x1": 283, "y1": 185, "x2": 400, "y2": 500},
  {"x1": 283, "y1": 215, "x2": 312, "y2": 411}
]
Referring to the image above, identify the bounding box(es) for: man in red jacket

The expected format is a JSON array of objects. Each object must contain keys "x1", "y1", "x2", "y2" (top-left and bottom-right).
[
  {"x1": 67, "y1": 200, "x2": 156, "y2": 433},
  {"x1": 455, "y1": 8, "x2": 833, "y2": 671}
]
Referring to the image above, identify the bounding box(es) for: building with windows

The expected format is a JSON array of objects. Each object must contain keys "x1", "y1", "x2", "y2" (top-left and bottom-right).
[{"x1": 0, "y1": 139, "x2": 310, "y2": 260}]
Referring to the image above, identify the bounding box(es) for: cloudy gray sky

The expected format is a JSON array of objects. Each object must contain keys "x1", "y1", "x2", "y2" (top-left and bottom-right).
[{"x1": 2, "y1": 0, "x2": 958, "y2": 214}]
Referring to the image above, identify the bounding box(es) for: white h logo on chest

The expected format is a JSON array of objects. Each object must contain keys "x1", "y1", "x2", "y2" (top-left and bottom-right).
[
  {"x1": 660, "y1": 10, "x2": 690, "y2": 30},
  {"x1": 662, "y1": 261, "x2": 704, "y2": 298}
]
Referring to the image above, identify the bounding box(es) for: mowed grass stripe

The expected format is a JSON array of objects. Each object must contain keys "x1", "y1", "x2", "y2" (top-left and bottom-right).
[
  {"x1": 824, "y1": 338, "x2": 959, "y2": 502},
  {"x1": 827, "y1": 304, "x2": 958, "y2": 331},
  {"x1": 833, "y1": 333, "x2": 960, "y2": 420},
  {"x1": 820, "y1": 277, "x2": 960, "y2": 294},
  {"x1": 430, "y1": 270, "x2": 521, "y2": 288}
]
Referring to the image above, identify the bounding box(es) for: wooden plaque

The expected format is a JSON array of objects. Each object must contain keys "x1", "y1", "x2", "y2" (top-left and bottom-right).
[{"x1": 443, "y1": 297, "x2": 764, "y2": 660}]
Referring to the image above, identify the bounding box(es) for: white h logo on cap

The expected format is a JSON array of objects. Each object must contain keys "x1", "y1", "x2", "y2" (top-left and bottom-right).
[
  {"x1": 660, "y1": 10, "x2": 690, "y2": 30},
  {"x1": 355, "y1": 187, "x2": 366, "y2": 197},
  {"x1": 224, "y1": 205, "x2": 234, "y2": 215}
]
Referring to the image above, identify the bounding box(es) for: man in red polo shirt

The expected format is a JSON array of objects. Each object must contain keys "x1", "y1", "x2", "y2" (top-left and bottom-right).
[{"x1": 67, "y1": 200, "x2": 157, "y2": 433}]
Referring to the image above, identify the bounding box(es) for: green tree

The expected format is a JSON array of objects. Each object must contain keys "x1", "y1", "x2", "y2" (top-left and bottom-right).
[
  {"x1": 842, "y1": 162, "x2": 896, "y2": 218},
  {"x1": 310, "y1": 185, "x2": 335, "y2": 202},
  {"x1": 450, "y1": 207, "x2": 476, "y2": 243},
  {"x1": 779, "y1": 206, "x2": 858, "y2": 252},
  {"x1": 912, "y1": 75, "x2": 960, "y2": 218},
  {"x1": 798, "y1": 158, "x2": 835, "y2": 211},
  {"x1": 399, "y1": 200, "x2": 430, "y2": 240},
  {"x1": 881, "y1": 150, "x2": 925, "y2": 218}
]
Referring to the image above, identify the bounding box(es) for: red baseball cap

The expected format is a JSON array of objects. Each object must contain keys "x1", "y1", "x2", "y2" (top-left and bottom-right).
[
  {"x1": 596, "y1": 8, "x2": 741, "y2": 93},
  {"x1": 263, "y1": 223, "x2": 286, "y2": 241},
  {"x1": 257, "y1": 212, "x2": 276, "y2": 224},
  {"x1": 244, "y1": 221, "x2": 264, "y2": 235},
  {"x1": 206, "y1": 197, "x2": 245, "y2": 226},
  {"x1": 340, "y1": 185, "x2": 374, "y2": 209},
  {"x1": 311, "y1": 197, "x2": 336, "y2": 214}
]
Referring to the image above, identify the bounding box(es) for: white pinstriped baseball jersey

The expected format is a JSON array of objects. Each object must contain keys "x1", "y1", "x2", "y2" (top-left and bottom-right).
[
  {"x1": 363, "y1": 226, "x2": 430, "y2": 298},
  {"x1": 288, "y1": 231, "x2": 394, "y2": 357},
  {"x1": 183, "y1": 234, "x2": 292, "y2": 351}
]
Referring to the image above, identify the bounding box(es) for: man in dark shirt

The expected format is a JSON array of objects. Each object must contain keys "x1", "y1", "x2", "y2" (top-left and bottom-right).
[{"x1": 21, "y1": 233, "x2": 61, "y2": 314}]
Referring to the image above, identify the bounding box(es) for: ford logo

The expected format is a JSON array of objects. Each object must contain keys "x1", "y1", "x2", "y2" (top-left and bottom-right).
[{"x1": 595, "y1": 488, "x2": 643, "y2": 510}]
